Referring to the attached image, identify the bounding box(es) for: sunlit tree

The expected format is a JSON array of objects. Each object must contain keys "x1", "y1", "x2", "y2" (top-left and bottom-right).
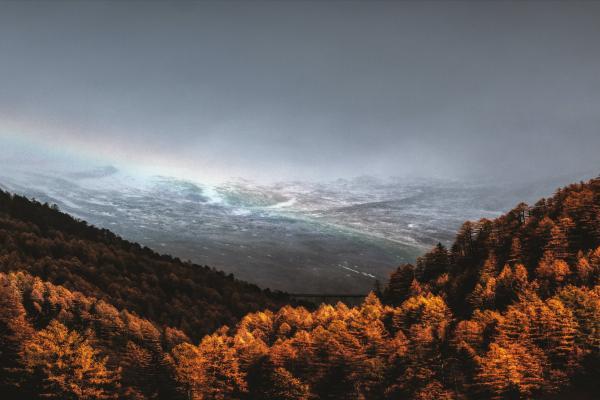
[{"x1": 22, "y1": 320, "x2": 119, "y2": 399}]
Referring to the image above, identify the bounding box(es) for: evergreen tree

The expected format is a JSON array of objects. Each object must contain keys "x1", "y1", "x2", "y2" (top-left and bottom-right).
[
  {"x1": 508, "y1": 237, "x2": 523, "y2": 265},
  {"x1": 22, "y1": 320, "x2": 120, "y2": 399},
  {"x1": 417, "y1": 243, "x2": 450, "y2": 282},
  {"x1": 0, "y1": 278, "x2": 35, "y2": 398},
  {"x1": 385, "y1": 264, "x2": 415, "y2": 305},
  {"x1": 476, "y1": 342, "x2": 545, "y2": 399}
]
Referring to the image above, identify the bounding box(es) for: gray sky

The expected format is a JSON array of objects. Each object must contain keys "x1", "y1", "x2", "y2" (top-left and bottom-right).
[{"x1": 1, "y1": 1, "x2": 599, "y2": 182}]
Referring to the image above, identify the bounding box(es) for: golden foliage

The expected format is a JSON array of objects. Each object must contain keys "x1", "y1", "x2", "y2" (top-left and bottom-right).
[{"x1": 22, "y1": 320, "x2": 119, "y2": 399}]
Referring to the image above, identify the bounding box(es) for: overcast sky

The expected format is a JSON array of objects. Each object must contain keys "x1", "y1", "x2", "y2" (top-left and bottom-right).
[{"x1": 1, "y1": 1, "x2": 599, "y2": 183}]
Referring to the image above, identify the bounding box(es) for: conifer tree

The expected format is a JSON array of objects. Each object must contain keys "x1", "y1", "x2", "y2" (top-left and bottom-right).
[
  {"x1": 508, "y1": 237, "x2": 523, "y2": 265},
  {"x1": 476, "y1": 342, "x2": 544, "y2": 399},
  {"x1": 544, "y1": 224, "x2": 569, "y2": 261},
  {"x1": 22, "y1": 320, "x2": 120, "y2": 399},
  {"x1": 120, "y1": 341, "x2": 154, "y2": 400},
  {"x1": 259, "y1": 366, "x2": 310, "y2": 400},
  {"x1": 0, "y1": 277, "x2": 35, "y2": 397},
  {"x1": 195, "y1": 333, "x2": 246, "y2": 400},
  {"x1": 417, "y1": 243, "x2": 450, "y2": 282},
  {"x1": 385, "y1": 264, "x2": 416, "y2": 305}
]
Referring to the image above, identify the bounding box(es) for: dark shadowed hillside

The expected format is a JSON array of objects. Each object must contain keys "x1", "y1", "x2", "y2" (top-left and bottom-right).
[{"x1": 0, "y1": 190, "x2": 289, "y2": 341}]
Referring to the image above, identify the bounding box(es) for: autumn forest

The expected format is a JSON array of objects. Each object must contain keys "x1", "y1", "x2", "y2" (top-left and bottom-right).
[
  {"x1": 0, "y1": 178, "x2": 599, "y2": 399},
  {"x1": 3, "y1": 0, "x2": 600, "y2": 398}
]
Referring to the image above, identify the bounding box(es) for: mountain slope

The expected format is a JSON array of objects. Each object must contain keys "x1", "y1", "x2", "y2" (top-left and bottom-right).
[
  {"x1": 392, "y1": 177, "x2": 600, "y2": 315},
  {"x1": 0, "y1": 270, "x2": 185, "y2": 398},
  {"x1": 0, "y1": 178, "x2": 598, "y2": 399},
  {"x1": 168, "y1": 177, "x2": 598, "y2": 400},
  {"x1": 0, "y1": 189, "x2": 288, "y2": 341}
]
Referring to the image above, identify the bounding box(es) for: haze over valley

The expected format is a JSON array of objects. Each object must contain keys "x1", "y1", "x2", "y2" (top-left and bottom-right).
[
  {"x1": 1, "y1": 2, "x2": 600, "y2": 399},
  {"x1": 1, "y1": 156, "x2": 594, "y2": 293},
  {"x1": 2, "y1": 0, "x2": 599, "y2": 294}
]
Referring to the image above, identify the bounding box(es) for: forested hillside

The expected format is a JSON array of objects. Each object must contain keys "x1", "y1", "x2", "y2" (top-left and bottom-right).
[
  {"x1": 1, "y1": 178, "x2": 599, "y2": 399},
  {"x1": 0, "y1": 190, "x2": 289, "y2": 340},
  {"x1": 0, "y1": 270, "x2": 184, "y2": 398},
  {"x1": 159, "y1": 178, "x2": 599, "y2": 399}
]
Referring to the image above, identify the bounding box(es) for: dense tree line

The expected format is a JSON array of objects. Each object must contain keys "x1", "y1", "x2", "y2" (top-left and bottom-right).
[
  {"x1": 3, "y1": 269, "x2": 596, "y2": 399},
  {"x1": 168, "y1": 286, "x2": 599, "y2": 399},
  {"x1": 0, "y1": 270, "x2": 185, "y2": 398},
  {"x1": 170, "y1": 178, "x2": 600, "y2": 399},
  {"x1": 0, "y1": 178, "x2": 599, "y2": 399},
  {"x1": 0, "y1": 190, "x2": 289, "y2": 341},
  {"x1": 387, "y1": 178, "x2": 600, "y2": 313}
]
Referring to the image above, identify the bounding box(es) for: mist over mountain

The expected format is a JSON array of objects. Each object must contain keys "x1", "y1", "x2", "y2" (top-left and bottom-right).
[
  {"x1": 1, "y1": 1, "x2": 600, "y2": 399},
  {"x1": 1, "y1": 157, "x2": 595, "y2": 293},
  {"x1": 1, "y1": 174, "x2": 598, "y2": 400},
  {"x1": 2, "y1": 1, "x2": 600, "y2": 183}
]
